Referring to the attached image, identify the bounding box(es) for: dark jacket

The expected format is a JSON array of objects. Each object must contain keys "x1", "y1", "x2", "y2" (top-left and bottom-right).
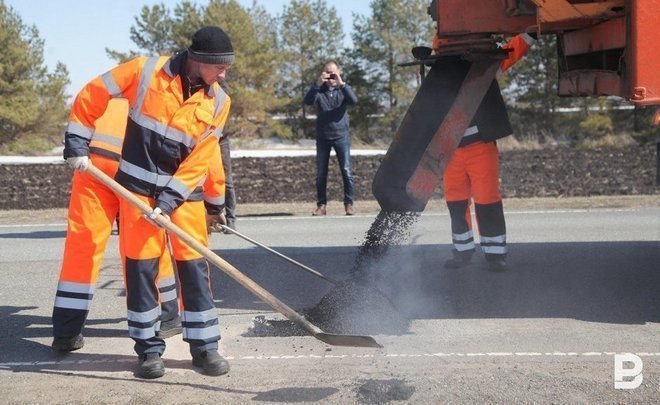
[
  {"x1": 304, "y1": 83, "x2": 357, "y2": 140},
  {"x1": 458, "y1": 78, "x2": 512, "y2": 148}
]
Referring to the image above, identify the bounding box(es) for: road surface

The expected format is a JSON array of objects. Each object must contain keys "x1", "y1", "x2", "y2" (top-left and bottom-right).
[{"x1": 0, "y1": 207, "x2": 658, "y2": 403}]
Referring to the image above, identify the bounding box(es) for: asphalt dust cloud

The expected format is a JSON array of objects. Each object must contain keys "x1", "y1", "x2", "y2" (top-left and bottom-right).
[
  {"x1": 301, "y1": 211, "x2": 420, "y2": 335},
  {"x1": 245, "y1": 210, "x2": 421, "y2": 338}
]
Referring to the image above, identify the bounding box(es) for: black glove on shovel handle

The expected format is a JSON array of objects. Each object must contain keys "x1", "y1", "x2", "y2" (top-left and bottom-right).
[{"x1": 86, "y1": 163, "x2": 382, "y2": 348}]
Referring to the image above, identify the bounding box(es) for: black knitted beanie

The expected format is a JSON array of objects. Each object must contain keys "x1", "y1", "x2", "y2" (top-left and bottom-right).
[{"x1": 188, "y1": 26, "x2": 234, "y2": 65}]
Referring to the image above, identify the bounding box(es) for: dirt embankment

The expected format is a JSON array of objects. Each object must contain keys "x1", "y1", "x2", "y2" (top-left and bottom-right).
[{"x1": 0, "y1": 145, "x2": 657, "y2": 211}]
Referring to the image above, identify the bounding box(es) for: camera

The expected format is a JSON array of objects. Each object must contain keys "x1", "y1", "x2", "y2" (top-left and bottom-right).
[{"x1": 327, "y1": 73, "x2": 337, "y2": 80}]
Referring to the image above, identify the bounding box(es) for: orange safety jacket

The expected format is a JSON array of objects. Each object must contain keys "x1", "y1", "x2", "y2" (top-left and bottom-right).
[
  {"x1": 65, "y1": 52, "x2": 230, "y2": 216},
  {"x1": 65, "y1": 97, "x2": 226, "y2": 216}
]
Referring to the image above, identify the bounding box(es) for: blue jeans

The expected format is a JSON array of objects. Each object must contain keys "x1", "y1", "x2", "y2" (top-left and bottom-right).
[{"x1": 316, "y1": 137, "x2": 355, "y2": 205}]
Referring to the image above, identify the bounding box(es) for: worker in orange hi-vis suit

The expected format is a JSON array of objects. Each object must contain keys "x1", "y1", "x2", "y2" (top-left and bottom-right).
[
  {"x1": 53, "y1": 98, "x2": 182, "y2": 353},
  {"x1": 66, "y1": 26, "x2": 232, "y2": 380},
  {"x1": 434, "y1": 33, "x2": 536, "y2": 272}
]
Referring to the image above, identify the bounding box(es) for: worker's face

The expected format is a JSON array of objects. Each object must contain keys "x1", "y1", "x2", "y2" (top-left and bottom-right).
[{"x1": 198, "y1": 63, "x2": 231, "y2": 85}]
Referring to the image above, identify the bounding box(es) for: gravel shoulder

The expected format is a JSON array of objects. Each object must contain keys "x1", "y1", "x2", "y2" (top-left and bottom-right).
[{"x1": 1, "y1": 145, "x2": 658, "y2": 224}]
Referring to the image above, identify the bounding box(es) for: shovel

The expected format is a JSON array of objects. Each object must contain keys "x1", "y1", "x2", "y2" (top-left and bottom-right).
[
  {"x1": 219, "y1": 225, "x2": 341, "y2": 285},
  {"x1": 86, "y1": 164, "x2": 382, "y2": 348},
  {"x1": 218, "y1": 225, "x2": 400, "y2": 320}
]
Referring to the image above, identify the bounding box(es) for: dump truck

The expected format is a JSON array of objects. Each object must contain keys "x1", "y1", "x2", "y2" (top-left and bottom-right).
[{"x1": 373, "y1": 0, "x2": 660, "y2": 212}]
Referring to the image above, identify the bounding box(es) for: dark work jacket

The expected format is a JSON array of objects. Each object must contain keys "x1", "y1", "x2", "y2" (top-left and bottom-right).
[
  {"x1": 458, "y1": 78, "x2": 512, "y2": 148},
  {"x1": 304, "y1": 83, "x2": 358, "y2": 140}
]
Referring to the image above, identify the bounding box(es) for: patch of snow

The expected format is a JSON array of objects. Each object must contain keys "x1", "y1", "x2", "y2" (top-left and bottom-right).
[{"x1": 0, "y1": 148, "x2": 386, "y2": 164}]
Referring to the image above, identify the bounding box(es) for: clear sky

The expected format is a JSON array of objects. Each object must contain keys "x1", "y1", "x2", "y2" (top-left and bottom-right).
[{"x1": 6, "y1": 0, "x2": 370, "y2": 97}]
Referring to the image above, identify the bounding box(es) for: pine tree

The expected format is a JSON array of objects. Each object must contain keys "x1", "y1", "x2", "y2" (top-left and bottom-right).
[
  {"x1": 0, "y1": 1, "x2": 69, "y2": 153},
  {"x1": 279, "y1": 0, "x2": 344, "y2": 138},
  {"x1": 351, "y1": 0, "x2": 435, "y2": 136},
  {"x1": 108, "y1": 0, "x2": 283, "y2": 139},
  {"x1": 203, "y1": 0, "x2": 283, "y2": 138},
  {"x1": 501, "y1": 34, "x2": 574, "y2": 141}
]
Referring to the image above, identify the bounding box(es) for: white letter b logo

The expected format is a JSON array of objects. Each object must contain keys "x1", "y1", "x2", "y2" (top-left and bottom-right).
[{"x1": 614, "y1": 353, "x2": 643, "y2": 389}]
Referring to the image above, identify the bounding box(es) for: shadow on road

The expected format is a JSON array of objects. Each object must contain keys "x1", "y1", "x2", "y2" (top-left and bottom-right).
[
  {"x1": 5, "y1": 359, "x2": 334, "y2": 400},
  {"x1": 211, "y1": 241, "x2": 660, "y2": 326},
  {"x1": 0, "y1": 306, "x2": 126, "y2": 364},
  {"x1": 240, "y1": 212, "x2": 295, "y2": 218},
  {"x1": 0, "y1": 308, "x2": 336, "y2": 401},
  {"x1": 0, "y1": 304, "x2": 337, "y2": 400},
  {"x1": 0, "y1": 230, "x2": 66, "y2": 239}
]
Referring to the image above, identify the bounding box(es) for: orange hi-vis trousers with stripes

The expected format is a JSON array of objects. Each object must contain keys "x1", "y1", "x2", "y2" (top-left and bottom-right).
[
  {"x1": 52, "y1": 154, "x2": 180, "y2": 339},
  {"x1": 442, "y1": 141, "x2": 507, "y2": 258},
  {"x1": 120, "y1": 196, "x2": 220, "y2": 357}
]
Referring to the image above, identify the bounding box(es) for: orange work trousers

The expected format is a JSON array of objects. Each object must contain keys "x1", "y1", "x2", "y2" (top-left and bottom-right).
[
  {"x1": 120, "y1": 196, "x2": 220, "y2": 357},
  {"x1": 442, "y1": 141, "x2": 507, "y2": 256},
  {"x1": 52, "y1": 154, "x2": 179, "y2": 339}
]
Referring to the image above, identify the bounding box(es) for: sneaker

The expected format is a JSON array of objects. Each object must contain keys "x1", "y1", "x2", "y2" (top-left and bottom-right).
[
  {"x1": 487, "y1": 256, "x2": 507, "y2": 272},
  {"x1": 157, "y1": 319, "x2": 183, "y2": 339},
  {"x1": 344, "y1": 203, "x2": 355, "y2": 216},
  {"x1": 51, "y1": 334, "x2": 84, "y2": 352},
  {"x1": 312, "y1": 204, "x2": 326, "y2": 216},
  {"x1": 192, "y1": 350, "x2": 230, "y2": 376},
  {"x1": 443, "y1": 251, "x2": 472, "y2": 269},
  {"x1": 138, "y1": 353, "x2": 165, "y2": 379}
]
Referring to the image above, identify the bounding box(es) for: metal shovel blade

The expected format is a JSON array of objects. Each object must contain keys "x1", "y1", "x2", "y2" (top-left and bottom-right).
[{"x1": 314, "y1": 332, "x2": 383, "y2": 348}]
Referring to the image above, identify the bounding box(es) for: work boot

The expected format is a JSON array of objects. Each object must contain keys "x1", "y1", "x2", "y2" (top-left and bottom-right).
[
  {"x1": 312, "y1": 204, "x2": 326, "y2": 216},
  {"x1": 486, "y1": 255, "x2": 507, "y2": 272},
  {"x1": 344, "y1": 203, "x2": 355, "y2": 216},
  {"x1": 443, "y1": 251, "x2": 472, "y2": 269},
  {"x1": 224, "y1": 218, "x2": 236, "y2": 232},
  {"x1": 51, "y1": 334, "x2": 84, "y2": 352},
  {"x1": 192, "y1": 350, "x2": 230, "y2": 376},
  {"x1": 138, "y1": 353, "x2": 165, "y2": 379},
  {"x1": 157, "y1": 318, "x2": 182, "y2": 339}
]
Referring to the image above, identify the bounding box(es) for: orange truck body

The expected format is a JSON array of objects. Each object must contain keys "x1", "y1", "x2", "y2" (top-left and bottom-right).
[
  {"x1": 372, "y1": 1, "x2": 660, "y2": 212},
  {"x1": 430, "y1": 0, "x2": 660, "y2": 105}
]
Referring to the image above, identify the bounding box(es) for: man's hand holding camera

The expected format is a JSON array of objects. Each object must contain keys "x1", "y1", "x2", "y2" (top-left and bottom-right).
[{"x1": 317, "y1": 70, "x2": 344, "y2": 88}]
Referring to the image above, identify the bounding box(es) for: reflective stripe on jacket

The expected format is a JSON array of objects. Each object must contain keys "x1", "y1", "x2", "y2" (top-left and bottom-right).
[{"x1": 66, "y1": 52, "x2": 231, "y2": 215}]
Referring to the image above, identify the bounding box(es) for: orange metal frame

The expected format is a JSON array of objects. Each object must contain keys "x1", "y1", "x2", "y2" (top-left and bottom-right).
[
  {"x1": 431, "y1": 0, "x2": 659, "y2": 106},
  {"x1": 627, "y1": 0, "x2": 660, "y2": 105}
]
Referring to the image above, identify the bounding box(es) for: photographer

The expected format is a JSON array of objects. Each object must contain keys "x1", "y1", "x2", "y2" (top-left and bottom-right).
[{"x1": 304, "y1": 61, "x2": 358, "y2": 216}]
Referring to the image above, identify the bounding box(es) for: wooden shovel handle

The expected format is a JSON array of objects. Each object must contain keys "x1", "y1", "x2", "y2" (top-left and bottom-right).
[{"x1": 85, "y1": 164, "x2": 322, "y2": 336}]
